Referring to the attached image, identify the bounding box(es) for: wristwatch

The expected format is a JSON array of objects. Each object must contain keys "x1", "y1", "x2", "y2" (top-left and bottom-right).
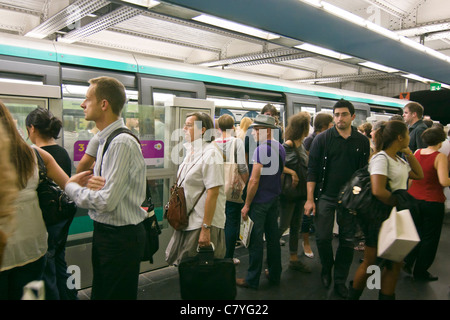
[{"x1": 202, "y1": 223, "x2": 211, "y2": 229}]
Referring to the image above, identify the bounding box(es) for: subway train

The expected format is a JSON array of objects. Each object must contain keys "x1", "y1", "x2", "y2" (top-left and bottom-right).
[{"x1": 0, "y1": 33, "x2": 409, "y2": 289}]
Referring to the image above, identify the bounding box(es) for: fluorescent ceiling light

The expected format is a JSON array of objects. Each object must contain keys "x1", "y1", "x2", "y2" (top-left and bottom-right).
[
  {"x1": 359, "y1": 61, "x2": 399, "y2": 73},
  {"x1": 401, "y1": 73, "x2": 433, "y2": 83},
  {"x1": 295, "y1": 43, "x2": 352, "y2": 60},
  {"x1": 399, "y1": 37, "x2": 426, "y2": 52},
  {"x1": 193, "y1": 14, "x2": 280, "y2": 40},
  {"x1": 300, "y1": 0, "x2": 323, "y2": 8},
  {"x1": 321, "y1": 2, "x2": 366, "y2": 27},
  {"x1": 120, "y1": 0, "x2": 160, "y2": 8},
  {"x1": 366, "y1": 21, "x2": 400, "y2": 41}
]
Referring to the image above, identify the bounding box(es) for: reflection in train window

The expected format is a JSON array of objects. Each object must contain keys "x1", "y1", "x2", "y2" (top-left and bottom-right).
[
  {"x1": 1, "y1": 96, "x2": 47, "y2": 142},
  {"x1": 63, "y1": 94, "x2": 168, "y2": 173},
  {"x1": 208, "y1": 96, "x2": 284, "y2": 127}
]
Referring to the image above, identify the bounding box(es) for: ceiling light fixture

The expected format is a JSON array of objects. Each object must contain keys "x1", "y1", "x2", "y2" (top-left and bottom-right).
[
  {"x1": 401, "y1": 73, "x2": 433, "y2": 83},
  {"x1": 295, "y1": 43, "x2": 352, "y2": 60},
  {"x1": 192, "y1": 14, "x2": 281, "y2": 40},
  {"x1": 358, "y1": 61, "x2": 399, "y2": 73}
]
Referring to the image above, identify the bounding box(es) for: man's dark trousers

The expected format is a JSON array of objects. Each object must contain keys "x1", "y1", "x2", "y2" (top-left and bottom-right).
[
  {"x1": 91, "y1": 221, "x2": 146, "y2": 300},
  {"x1": 314, "y1": 195, "x2": 355, "y2": 285}
]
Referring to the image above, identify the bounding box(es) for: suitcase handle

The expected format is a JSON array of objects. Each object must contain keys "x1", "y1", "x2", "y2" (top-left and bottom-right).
[
  {"x1": 196, "y1": 243, "x2": 215, "y2": 266},
  {"x1": 197, "y1": 242, "x2": 215, "y2": 252}
]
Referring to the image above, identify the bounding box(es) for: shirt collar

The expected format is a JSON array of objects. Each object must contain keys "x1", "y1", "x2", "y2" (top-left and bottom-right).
[
  {"x1": 97, "y1": 119, "x2": 125, "y2": 143},
  {"x1": 330, "y1": 125, "x2": 358, "y2": 139}
]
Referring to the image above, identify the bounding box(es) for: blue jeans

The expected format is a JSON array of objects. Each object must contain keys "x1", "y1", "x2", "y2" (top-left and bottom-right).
[
  {"x1": 224, "y1": 201, "x2": 244, "y2": 259},
  {"x1": 246, "y1": 197, "x2": 281, "y2": 288},
  {"x1": 43, "y1": 219, "x2": 78, "y2": 300}
]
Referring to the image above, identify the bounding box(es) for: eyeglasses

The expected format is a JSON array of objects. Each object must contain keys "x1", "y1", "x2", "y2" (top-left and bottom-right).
[{"x1": 333, "y1": 112, "x2": 350, "y2": 118}]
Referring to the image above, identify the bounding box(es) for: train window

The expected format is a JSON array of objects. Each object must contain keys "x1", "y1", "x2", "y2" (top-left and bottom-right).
[
  {"x1": 1, "y1": 96, "x2": 47, "y2": 142},
  {"x1": 63, "y1": 98, "x2": 168, "y2": 173},
  {"x1": 353, "y1": 109, "x2": 368, "y2": 127},
  {"x1": 208, "y1": 96, "x2": 284, "y2": 127},
  {"x1": 293, "y1": 103, "x2": 316, "y2": 116}
]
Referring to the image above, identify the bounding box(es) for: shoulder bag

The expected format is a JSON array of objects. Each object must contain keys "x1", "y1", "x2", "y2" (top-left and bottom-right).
[
  {"x1": 33, "y1": 148, "x2": 77, "y2": 226},
  {"x1": 216, "y1": 139, "x2": 245, "y2": 203},
  {"x1": 281, "y1": 144, "x2": 308, "y2": 200},
  {"x1": 338, "y1": 153, "x2": 390, "y2": 213},
  {"x1": 164, "y1": 156, "x2": 206, "y2": 231}
]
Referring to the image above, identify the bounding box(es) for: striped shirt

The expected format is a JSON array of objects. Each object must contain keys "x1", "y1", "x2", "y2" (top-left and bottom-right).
[{"x1": 66, "y1": 119, "x2": 147, "y2": 226}]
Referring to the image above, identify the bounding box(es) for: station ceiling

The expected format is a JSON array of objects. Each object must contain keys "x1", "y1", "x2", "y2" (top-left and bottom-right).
[{"x1": 1, "y1": 0, "x2": 450, "y2": 92}]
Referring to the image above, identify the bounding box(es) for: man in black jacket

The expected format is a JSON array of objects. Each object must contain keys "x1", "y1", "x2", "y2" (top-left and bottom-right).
[
  {"x1": 403, "y1": 102, "x2": 428, "y2": 152},
  {"x1": 304, "y1": 99, "x2": 370, "y2": 298}
]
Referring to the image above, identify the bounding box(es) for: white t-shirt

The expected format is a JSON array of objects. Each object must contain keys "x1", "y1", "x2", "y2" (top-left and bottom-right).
[
  {"x1": 368, "y1": 151, "x2": 411, "y2": 192},
  {"x1": 179, "y1": 140, "x2": 226, "y2": 231}
]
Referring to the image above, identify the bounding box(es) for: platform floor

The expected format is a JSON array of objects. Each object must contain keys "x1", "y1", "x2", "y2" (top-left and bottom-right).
[{"x1": 78, "y1": 212, "x2": 450, "y2": 301}]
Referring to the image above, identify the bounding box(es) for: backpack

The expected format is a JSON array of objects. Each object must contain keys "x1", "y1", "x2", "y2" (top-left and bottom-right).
[{"x1": 338, "y1": 153, "x2": 390, "y2": 213}]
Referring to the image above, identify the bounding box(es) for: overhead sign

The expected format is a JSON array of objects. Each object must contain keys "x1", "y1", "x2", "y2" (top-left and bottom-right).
[
  {"x1": 430, "y1": 83, "x2": 441, "y2": 91},
  {"x1": 399, "y1": 92, "x2": 410, "y2": 100}
]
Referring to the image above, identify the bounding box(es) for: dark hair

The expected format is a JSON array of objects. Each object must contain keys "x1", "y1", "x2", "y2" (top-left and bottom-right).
[
  {"x1": 389, "y1": 114, "x2": 404, "y2": 122},
  {"x1": 313, "y1": 113, "x2": 333, "y2": 132},
  {"x1": 285, "y1": 112, "x2": 310, "y2": 141},
  {"x1": 374, "y1": 120, "x2": 408, "y2": 151},
  {"x1": 218, "y1": 114, "x2": 234, "y2": 131},
  {"x1": 404, "y1": 102, "x2": 424, "y2": 119},
  {"x1": 186, "y1": 112, "x2": 215, "y2": 142},
  {"x1": 423, "y1": 119, "x2": 433, "y2": 128},
  {"x1": 261, "y1": 104, "x2": 278, "y2": 117},
  {"x1": 421, "y1": 127, "x2": 446, "y2": 146},
  {"x1": 358, "y1": 122, "x2": 372, "y2": 137},
  {"x1": 89, "y1": 76, "x2": 126, "y2": 116},
  {"x1": 333, "y1": 99, "x2": 355, "y2": 116},
  {"x1": 26, "y1": 107, "x2": 62, "y2": 140}
]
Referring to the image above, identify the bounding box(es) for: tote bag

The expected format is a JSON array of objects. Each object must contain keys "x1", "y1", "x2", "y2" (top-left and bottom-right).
[
  {"x1": 223, "y1": 139, "x2": 245, "y2": 203},
  {"x1": 377, "y1": 207, "x2": 420, "y2": 262}
]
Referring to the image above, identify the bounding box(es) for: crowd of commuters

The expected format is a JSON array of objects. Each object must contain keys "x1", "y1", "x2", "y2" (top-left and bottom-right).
[{"x1": 1, "y1": 75, "x2": 450, "y2": 301}]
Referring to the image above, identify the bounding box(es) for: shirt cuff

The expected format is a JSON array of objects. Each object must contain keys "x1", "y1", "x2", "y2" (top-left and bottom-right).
[{"x1": 65, "y1": 182, "x2": 81, "y2": 200}]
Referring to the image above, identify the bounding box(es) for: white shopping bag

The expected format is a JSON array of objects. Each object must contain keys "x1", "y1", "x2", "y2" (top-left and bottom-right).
[
  {"x1": 377, "y1": 207, "x2": 420, "y2": 262},
  {"x1": 239, "y1": 216, "x2": 254, "y2": 248}
]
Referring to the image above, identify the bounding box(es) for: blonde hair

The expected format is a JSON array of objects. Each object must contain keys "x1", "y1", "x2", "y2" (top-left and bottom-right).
[
  {"x1": 237, "y1": 117, "x2": 253, "y2": 140},
  {"x1": 0, "y1": 101, "x2": 35, "y2": 189},
  {"x1": 0, "y1": 121, "x2": 18, "y2": 263}
]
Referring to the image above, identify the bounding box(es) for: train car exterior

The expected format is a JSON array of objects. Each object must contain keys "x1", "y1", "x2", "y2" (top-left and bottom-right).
[{"x1": 0, "y1": 33, "x2": 408, "y2": 288}]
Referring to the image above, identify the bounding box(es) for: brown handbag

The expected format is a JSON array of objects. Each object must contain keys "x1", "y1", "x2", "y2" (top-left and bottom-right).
[{"x1": 164, "y1": 158, "x2": 206, "y2": 231}]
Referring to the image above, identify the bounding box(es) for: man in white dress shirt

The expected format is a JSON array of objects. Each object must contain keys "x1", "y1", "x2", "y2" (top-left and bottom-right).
[{"x1": 66, "y1": 76, "x2": 147, "y2": 300}]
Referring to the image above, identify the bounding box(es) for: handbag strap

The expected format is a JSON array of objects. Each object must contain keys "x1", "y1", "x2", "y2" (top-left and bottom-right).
[
  {"x1": 33, "y1": 148, "x2": 47, "y2": 183},
  {"x1": 187, "y1": 186, "x2": 206, "y2": 216}
]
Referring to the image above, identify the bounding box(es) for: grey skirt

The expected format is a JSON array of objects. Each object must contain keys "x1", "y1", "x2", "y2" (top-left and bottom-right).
[{"x1": 165, "y1": 226, "x2": 226, "y2": 266}]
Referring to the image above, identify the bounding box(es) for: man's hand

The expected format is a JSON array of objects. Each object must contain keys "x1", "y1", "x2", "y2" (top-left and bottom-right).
[
  {"x1": 241, "y1": 204, "x2": 250, "y2": 221},
  {"x1": 304, "y1": 199, "x2": 316, "y2": 217},
  {"x1": 87, "y1": 176, "x2": 106, "y2": 191},
  {"x1": 66, "y1": 171, "x2": 106, "y2": 191}
]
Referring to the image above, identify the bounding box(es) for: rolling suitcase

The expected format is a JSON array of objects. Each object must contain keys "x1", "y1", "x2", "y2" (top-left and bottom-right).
[{"x1": 178, "y1": 244, "x2": 236, "y2": 300}]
